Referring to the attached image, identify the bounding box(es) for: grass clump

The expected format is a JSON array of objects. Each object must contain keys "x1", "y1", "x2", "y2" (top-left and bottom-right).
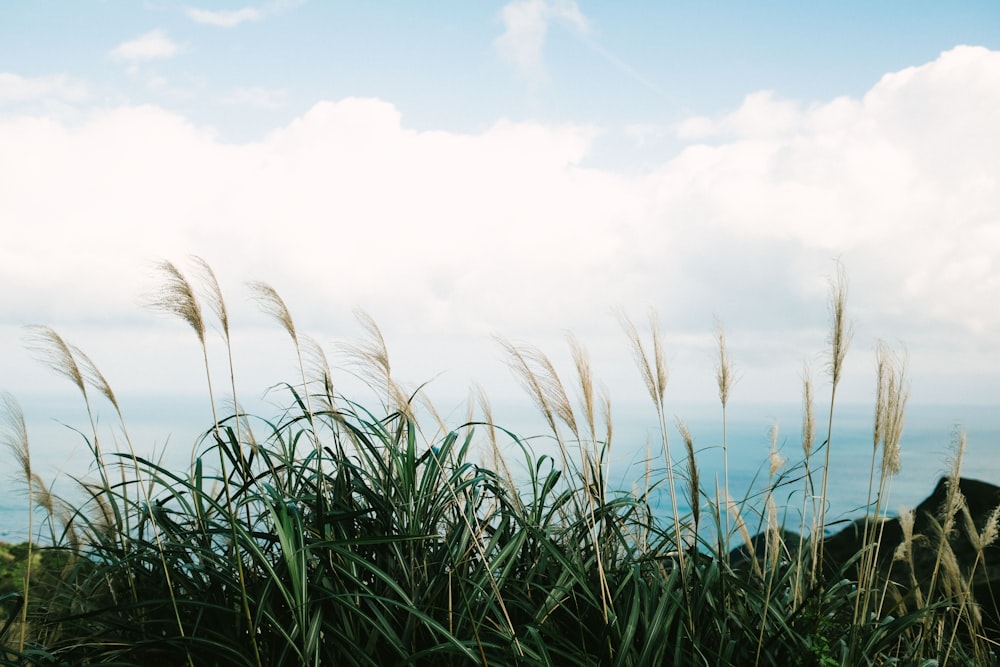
[{"x1": 1, "y1": 258, "x2": 997, "y2": 666}]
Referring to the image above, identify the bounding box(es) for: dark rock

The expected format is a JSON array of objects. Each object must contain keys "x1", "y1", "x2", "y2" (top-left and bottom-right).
[{"x1": 730, "y1": 477, "x2": 1000, "y2": 639}]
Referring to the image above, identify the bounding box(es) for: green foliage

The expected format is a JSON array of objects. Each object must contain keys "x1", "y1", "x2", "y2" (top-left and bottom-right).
[
  {"x1": 0, "y1": 543, "x2": 30, "y2": 617},
  {"x1": 1, "y1": 260, "x2": 997, "y2": 666}
]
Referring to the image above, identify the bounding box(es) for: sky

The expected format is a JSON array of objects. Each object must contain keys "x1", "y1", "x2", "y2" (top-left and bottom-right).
[{"x1": 1, "y1": 1, "x2": 999, "y2": 440}]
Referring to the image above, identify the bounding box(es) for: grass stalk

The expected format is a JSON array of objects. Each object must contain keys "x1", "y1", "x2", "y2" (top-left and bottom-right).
[
  {"x1": 715, "y1": 319, "x2": 733, "y2": 551},
  {"x1": 813, "y1": 261, "x2": 852, "y2": 582},
  {"x1": 150, "y1": 259, "x2": 259, "y2": 667}
]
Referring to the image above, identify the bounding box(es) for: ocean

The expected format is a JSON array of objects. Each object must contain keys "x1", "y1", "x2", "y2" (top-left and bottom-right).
[{"x1": 1, "y1": 394, "x2": 997, "y2": 545}]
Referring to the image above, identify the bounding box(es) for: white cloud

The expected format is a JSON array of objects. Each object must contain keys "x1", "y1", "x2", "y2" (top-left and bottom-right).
[
  {"x1": 495, "y1": 0, "x2": 589, "y2": 79},
  {"x1": 185, "y1": 7, "x2": 261, "y2": 28},
  {"x1": 184, "y1": 1, "x2": 302, "y2": 28},
  {"x1": 0, "y1": 73, "x2": 89, "y2": 105},
  {"x1": 675, "y1": 91, "x2": 806, "y2": 140},
  {"x1": 0, "y1": 47, "x2": 997, "y2": 408},
  {"x1": 109, "y1": 29, "x2": 183, "y2": 62}
]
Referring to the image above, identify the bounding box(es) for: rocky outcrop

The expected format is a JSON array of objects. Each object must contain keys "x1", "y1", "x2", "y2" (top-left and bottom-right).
[
  {"x1": 734, "y1": 477, "x2": 1000, "y2": 638},
  {"x1": 823, "y1": 476, "x2": 1000, "y2": 634}
]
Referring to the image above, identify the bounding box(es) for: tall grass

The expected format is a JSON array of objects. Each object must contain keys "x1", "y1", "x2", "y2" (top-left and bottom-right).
[{"x1": 1, "y1": 259, "x2": 998, "y2": 666}]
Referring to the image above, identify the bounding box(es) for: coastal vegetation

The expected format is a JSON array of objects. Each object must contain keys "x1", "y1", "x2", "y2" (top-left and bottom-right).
[{"x1": 1, "y1": 259, "x2": 997, "y2": 665}]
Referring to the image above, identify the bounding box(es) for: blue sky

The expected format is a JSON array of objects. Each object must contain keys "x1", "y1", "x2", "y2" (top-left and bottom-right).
[
  {"x1": 5, "y1": 1, "x2": 998, "y2": 142},
  {"x1": 1, "y1": 1, "x2": 999, "y2": 427}
]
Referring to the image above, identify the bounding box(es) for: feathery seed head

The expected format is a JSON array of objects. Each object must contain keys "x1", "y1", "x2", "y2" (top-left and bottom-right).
[
  {"x1": 498, "y1": 338, "x2": 576, "y2": 438},
  {"x1": 31, "y1": 472, "x2": 54, "y2": 518},
  {"x1": 943, "y1": 429, "x2": 967, "y2": 530},
  {"x1": 827, "y1": 261, "x2": 853, "y2": 387},
  {"x1": 149, "y1": 260, "x2": 206, "y2": 343},
  {"x1": 342, "y1": 310, "x2": 414, "y2": 415},
  {"x1": 959, "y1": 499, "x2": 982, "y2": 551},
  {"x1": 769, "y1": 423, "x2": 785, "y2": 478},
  {"x1": 649, "y1": 310, "x2": 668, "y2": 402},
  {"x1": 895, "y1": 508, "x2": 916, "y2": 562},
  {"x1": 190, "y1": 255, "x2": 230, "y2": 337},
  {"x1": 497, "y1": 338, "x2": 557, "y2": 435},
  {"x1": 74, "y1": 345, "x2": 120, "y2": 414},
  {"x1": 24, "y1": 325, "x2": 87, "y2": 395},
  {"x1": 938, "y1": 541, "x2": 963, "y2": 597},
  {"x1": 729, "y1": 498, "x2": 762, "y2": 579},
  {"x1": 533, "y1": 346, "x2": 576, "y2": 437},
  {"x1": 248, "y1": 280, "x2": 297, "y2": 343},
  {"x1": 600, "y1": 388, "x2": 613, "y2": 449},
  {"x1": 677, "y1": 419, "x2": 699, "y2": 528},
  {"x1": 801, "y1": 364, "x2": 815, "y2": 457},
  {"x1": 873, "y1": 341, "x2": 909, "y2": 477},
  {"x1": 620, "y1": 310, "x2": 667, "y2": 408},
  {"x1": 715, "y1": 318, "x2": 733, "y2": 408},
  {"x1": 980, "y1": 506, "x2": 1000, "y2": 551},
  {"x1": 766, "y1": 495, "x2": 781, "y2": 569},
  {"x1": 569, "y1": 335, "x2": 596, "y2": 441},
  {"x1": 301, "y1": 334, "x2": 334, "y2": 400},
  {"x1": 1, "y1": 393, "x2": 31, "y2": 481}
]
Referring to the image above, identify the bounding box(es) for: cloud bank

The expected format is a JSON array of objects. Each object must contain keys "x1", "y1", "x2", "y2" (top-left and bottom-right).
[{"x1": 0, "y1": 46, "x2": 996, "y2": 406}]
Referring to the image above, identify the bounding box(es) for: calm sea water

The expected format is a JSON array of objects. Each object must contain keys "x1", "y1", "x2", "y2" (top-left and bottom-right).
[{"x1": 1, "y1": 395, "x2": 997, "y2": 544}]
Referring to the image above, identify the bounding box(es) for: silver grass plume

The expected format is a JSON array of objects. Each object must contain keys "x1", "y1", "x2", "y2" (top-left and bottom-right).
[
  {"x1": 715, "y1": 318, "x2": 733, "y2": 409},
  {"x1": 568, "y1": 334, "x2": 597, "y2": 444},
  {"x1": 677, "y1": 419, "x2": 699, "y2": 531},
  {"x1": 495, "y1": 338, "x2": 562, "y2": 440},
  {"x1": 149, "y1": 260, "x2": 206, "y2": 344},
  {"x1": 827, "y1": 261, "x2": 853, "y2": 389},
  {"x1": 620, "y1": 310, "x2": 667, "y2": 407},
  {"x1": 769, "y1": 423, "x2": 785, "y2": 478},
  {"x1": 873, "y1": 341, "x2": 908, "y2": 477},
  {"x1": 190, "y1": 256, "x2": 229, "y2": 339},
  {"x1": 341, "y1": 310, "x2": 411, "y2": 416},
  {"x1": 801, "y1": 364, "x2": 815, "y2": 458},
  {"x1": 23, "y1": 326, "x2": 87, "y2": 399},
  {"x1": 497, "y1": 338, "x2": 579, "y2": 481},
  {"x1": 248, "y1": 280, "x2": 296, "y2": 344}
]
